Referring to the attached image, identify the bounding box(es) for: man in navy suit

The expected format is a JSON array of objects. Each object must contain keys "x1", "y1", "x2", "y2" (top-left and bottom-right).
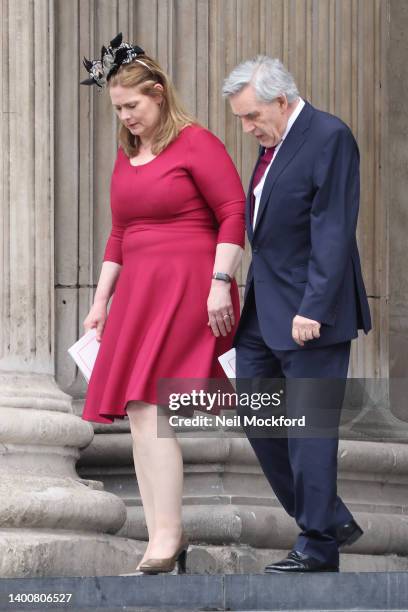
[{"x1": 222, "y1": 57, "x2": 371, "y2": 573}]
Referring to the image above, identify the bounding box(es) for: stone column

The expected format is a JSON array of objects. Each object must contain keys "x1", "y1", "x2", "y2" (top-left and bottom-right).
[{"x1": 0, "y1": 0, "x2": 142, "y2": 578}]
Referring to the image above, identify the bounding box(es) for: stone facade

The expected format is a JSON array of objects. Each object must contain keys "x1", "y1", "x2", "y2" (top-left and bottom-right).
[{"x1": 1, "y1": 0, "x2": 408, "y2": 577}]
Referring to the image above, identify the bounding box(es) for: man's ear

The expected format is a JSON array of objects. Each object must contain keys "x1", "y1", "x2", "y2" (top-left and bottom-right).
[{"x1": 277, "y1": 94, "x2": 288, "y2": 112}]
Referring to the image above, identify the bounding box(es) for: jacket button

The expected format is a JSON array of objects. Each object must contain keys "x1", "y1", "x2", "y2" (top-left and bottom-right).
[{"x1": 253, "y1": 247, "x2": 258, "y2": 253}]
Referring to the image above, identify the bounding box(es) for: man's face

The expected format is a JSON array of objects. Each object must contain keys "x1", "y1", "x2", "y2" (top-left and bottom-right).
[{"x1": 229, "y1": 84, "x2": 289, "y2": 147}]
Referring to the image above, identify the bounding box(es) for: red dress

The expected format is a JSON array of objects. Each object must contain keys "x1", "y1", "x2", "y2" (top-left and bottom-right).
[{"x1": 81, "y1": 125, "x2": 245, "y2": 424}]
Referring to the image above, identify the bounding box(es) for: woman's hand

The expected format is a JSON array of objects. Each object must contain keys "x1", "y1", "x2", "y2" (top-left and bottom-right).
[
  {"x1": 83, "y1": 299, "x2": 108, "y2": 342},
  {"x1": 207, "y1": 281, "x2": 235, "y2": 337}
]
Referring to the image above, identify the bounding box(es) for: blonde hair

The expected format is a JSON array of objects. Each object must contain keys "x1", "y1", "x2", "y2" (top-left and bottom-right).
[{"x1": 108, "y1": 56, "x2": 196, "y2": 156}]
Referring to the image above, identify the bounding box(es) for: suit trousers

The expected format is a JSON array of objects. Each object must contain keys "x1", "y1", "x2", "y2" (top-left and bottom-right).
[{"x1": 235, "y1": 285, "x2": 354, "y2": 565}]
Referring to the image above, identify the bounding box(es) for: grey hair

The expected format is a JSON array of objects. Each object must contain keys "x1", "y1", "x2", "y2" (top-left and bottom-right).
[{"x1": 222, "y1": 56, "x2": 299, "y2": 103}]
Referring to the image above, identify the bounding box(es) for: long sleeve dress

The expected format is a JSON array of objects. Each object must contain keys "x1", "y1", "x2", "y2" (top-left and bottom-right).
[{"x1": 81, "y1": 124, "x2": 245, "y2": 424}]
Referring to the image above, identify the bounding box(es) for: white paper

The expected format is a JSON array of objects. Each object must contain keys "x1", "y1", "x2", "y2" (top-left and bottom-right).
[
  {"x1": 218, "y1": 347, "x2": 236, "y2": 378},
  {"x1": 67, "y1": 329, "x2": 100, "y2": 382}
]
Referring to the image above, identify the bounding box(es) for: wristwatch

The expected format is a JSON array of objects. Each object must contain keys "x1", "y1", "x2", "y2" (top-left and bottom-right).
[{"x1": 212, "y1": 272, "x2": 232, "y2": 283}]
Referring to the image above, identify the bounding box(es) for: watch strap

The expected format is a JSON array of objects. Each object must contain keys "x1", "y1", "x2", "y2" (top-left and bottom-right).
[{"x1": 212, "y1": 272, "x2": 232, "y2": 283}]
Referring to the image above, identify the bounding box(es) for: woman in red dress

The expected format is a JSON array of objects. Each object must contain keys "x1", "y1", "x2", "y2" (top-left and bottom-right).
[{"x1": 81, "y1": 34, "x2": 245, "y2": 574}]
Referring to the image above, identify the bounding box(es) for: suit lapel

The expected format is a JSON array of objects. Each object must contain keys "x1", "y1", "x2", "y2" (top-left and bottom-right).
[{"x1": 252, "y1": 102, "x2": 314, "y2": 238}]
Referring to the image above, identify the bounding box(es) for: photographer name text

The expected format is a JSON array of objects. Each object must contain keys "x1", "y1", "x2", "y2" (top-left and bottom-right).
[{"x1": 168, "y1": 414, "x2": 305, "y2": 427}]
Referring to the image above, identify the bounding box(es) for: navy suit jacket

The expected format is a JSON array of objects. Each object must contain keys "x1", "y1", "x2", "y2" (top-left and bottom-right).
[{"x1": 235, "y1": 101, "x2": 372, "y2": 351}]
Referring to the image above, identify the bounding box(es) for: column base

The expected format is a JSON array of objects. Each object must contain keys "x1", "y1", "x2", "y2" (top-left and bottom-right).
[
  {"x1": 0, "y1": 375, "x2": 131, "y2": 575},
  {"x1": 0, "y1": 373, "x2": 73, "y2": 412},
  {"x1": 0, "y1": 405, "x2": 127, "y2": 533},
  {"x1": 0, "y1": 529, "x2": 145, "y2": 578}
]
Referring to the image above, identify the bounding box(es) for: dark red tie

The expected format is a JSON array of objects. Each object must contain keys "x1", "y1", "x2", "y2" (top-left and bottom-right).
[{"x1": 250, "y1": 146, "x2": 276, "y2": 223}]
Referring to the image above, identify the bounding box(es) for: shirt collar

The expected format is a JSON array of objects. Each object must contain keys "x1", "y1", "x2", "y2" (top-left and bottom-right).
[{"x1": 280, "y1": 97, "x2": 305, "y2": 143}]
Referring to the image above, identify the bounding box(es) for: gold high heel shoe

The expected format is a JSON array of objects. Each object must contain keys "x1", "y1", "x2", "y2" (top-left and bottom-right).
[
  {"x1": 138, "y1": 536, "x2": 189, "y2": 575},
  {"x1": 119, "y1": 561, "x2": 145, "y2": 576}
]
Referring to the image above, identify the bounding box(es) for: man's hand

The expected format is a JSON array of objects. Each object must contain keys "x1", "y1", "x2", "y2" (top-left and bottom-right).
[{"x1": 292, "y1": 315, "x2": 321, "y2": 346}]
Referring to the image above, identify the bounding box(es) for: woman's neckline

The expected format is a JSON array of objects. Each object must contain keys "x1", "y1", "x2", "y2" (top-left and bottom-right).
[
  {"x1": 128, "y1": 153, "x2": 158, "y2": 168},
  {"x1": 126, "y1": 124, "x2": 195, "y2": 168}
]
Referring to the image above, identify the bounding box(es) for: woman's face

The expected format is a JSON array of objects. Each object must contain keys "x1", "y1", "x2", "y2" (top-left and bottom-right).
[{"x1": 110, "y1": 83, "x2": 163, "y2": 143}]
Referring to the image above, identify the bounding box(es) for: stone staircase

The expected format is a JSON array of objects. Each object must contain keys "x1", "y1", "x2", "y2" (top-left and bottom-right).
[{"x1": 1, "y1": 572, "x2": 408, "y2": 611}]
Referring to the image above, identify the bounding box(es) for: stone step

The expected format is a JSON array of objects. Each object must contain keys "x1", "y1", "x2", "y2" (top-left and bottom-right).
[
  {"x1": 1, "y1": 572, "x2": 408, "y2": 611},
  {"x1": 0, "y1": 609, "x2": 368, "y2": 612}
]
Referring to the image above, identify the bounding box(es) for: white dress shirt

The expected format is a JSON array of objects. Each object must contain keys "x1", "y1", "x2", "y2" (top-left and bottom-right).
[{"x1": 252, "y1": 97, "x2": 305, "y2": 228}]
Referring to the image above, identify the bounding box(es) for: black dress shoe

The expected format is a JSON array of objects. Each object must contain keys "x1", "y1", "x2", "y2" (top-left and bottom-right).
[
  {"x1": 336, "y1": 520, "x2": 363, "y2": 547},
  {"x1": 264, "y1": 551, "x2": 339, "y2": 573}
]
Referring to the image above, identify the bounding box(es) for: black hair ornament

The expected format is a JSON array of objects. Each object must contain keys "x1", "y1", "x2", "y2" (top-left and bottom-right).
[{"x1": 81, "y1": 32, "x2": 146, "y2": 88}]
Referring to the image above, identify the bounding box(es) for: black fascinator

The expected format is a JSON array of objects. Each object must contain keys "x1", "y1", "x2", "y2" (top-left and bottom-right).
[{"x1": 81, "y1": 32, "x2": 145, "y2": 88}]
